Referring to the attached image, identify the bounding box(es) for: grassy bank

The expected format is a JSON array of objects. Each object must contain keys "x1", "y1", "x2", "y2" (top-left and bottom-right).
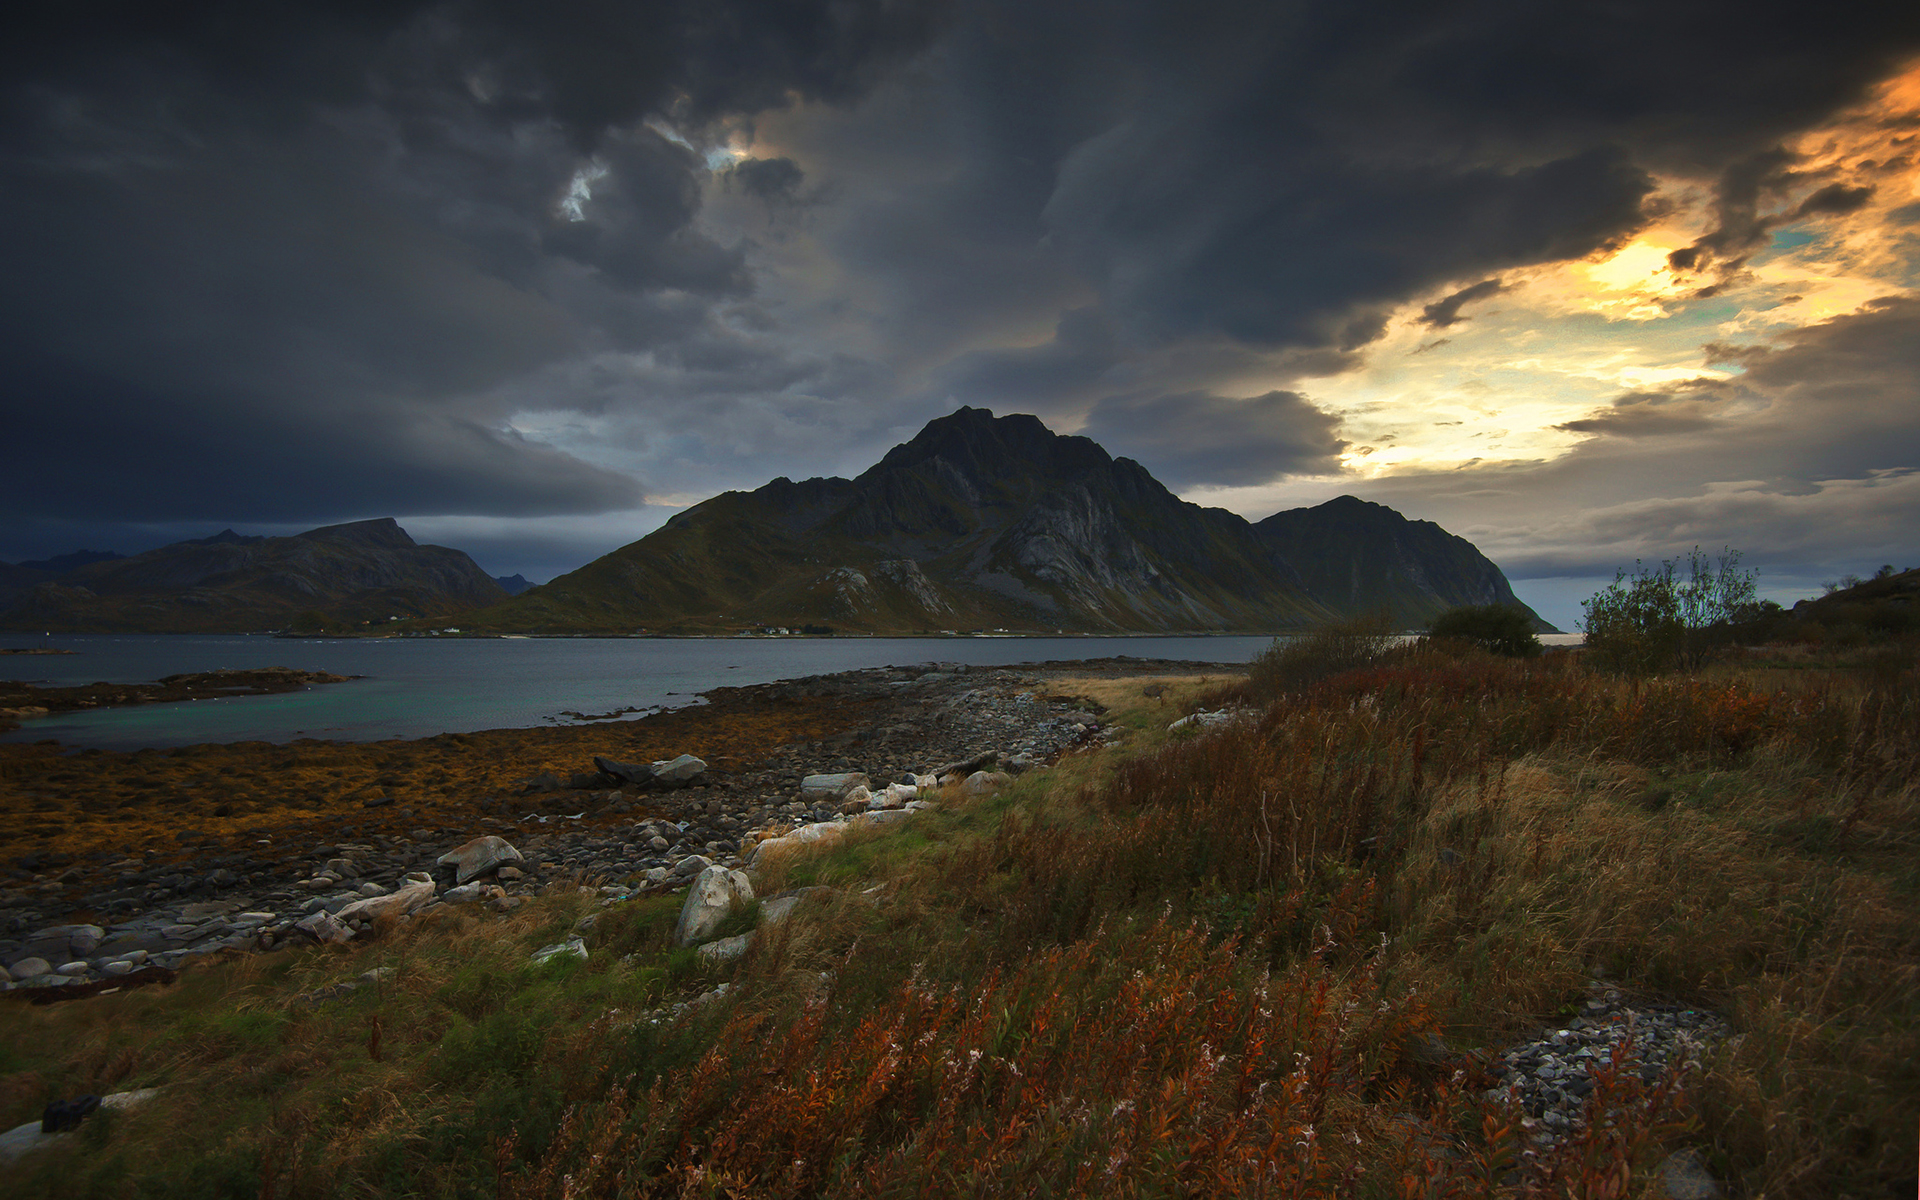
[{"x1": 2, "y1": 646, "x2": 1914, "y2": 1197}]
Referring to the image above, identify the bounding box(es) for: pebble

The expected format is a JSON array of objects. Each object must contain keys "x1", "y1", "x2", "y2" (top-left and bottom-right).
[{"x1": 1482, "y1": 980, "x2": 1732, "y2": 1173}]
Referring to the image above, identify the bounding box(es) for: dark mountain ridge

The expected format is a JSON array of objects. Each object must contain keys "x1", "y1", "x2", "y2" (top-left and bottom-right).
[
  {"x1": 463, "y1": 407, "x2": 1550, "y2": 635},
  {"x1": 0, "y1": 518, "x2": 507, "y2": 632}
]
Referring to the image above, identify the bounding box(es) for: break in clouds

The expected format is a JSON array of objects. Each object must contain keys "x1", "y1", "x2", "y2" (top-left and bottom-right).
[{"x1": 1, "y1": 0, "x2": 1917, "y2": 587}]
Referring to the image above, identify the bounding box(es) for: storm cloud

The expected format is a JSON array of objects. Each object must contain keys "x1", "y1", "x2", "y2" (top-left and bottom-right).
[{"x1": 1, "y1": 0, "x2": 1917, "y2": 585}]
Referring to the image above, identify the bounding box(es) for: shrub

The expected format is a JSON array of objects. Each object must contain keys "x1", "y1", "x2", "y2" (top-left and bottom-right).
[
  {"x1": 1248, "y1": 611, "x2": 1396, "y2": 696},
  {"x1": 1583, "y1": 547, "x2": 1757, "y2": 673},
  {"x1": 1427, "y1": 604, "x2": 1542, "y2": 658}
]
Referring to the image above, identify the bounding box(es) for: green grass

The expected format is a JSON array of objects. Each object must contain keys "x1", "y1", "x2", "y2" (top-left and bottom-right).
[{"x1": 1, "y1": 651, "x2": 1914, "y2": 1197}]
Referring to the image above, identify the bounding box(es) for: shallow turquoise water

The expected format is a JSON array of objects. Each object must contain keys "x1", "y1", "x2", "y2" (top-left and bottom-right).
[{"x1": 0, "y1": 634, "x2": 1278, "y2": 749}]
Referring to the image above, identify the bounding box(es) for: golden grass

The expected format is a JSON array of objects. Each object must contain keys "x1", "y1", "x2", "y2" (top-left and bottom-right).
[{"x1": 0, "y1": 649, "x2": 1913, "y2": 1197}]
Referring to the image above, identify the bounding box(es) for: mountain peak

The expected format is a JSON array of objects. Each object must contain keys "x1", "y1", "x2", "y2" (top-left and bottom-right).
[
  {"x1": 298, "y1": 517, "x2": 416, "y2": 549},
  {"x1": 860, "y1": 406, "x2": 1111, "y2": 485}
]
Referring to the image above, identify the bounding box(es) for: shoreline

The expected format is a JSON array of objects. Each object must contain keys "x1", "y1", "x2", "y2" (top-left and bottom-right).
[{"x1": 0, "y1": 657, "x2": 1244, "y2": 941}]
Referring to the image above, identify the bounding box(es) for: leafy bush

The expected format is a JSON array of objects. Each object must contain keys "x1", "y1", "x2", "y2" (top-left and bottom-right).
[
  {"x1": 1427, "y1": 604, "x2": 1542, "y2": 658},
  {"x1": 1582, "y1": 547, "x2": 1758, "y2": 673}
]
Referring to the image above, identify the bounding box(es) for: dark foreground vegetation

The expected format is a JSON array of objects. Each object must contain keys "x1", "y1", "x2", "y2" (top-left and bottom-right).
[{"x1": 2, "y1": 626, "x2": 1915, "y2": 1197}]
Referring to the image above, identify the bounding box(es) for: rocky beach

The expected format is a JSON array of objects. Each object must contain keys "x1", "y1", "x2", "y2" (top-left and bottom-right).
[{"x1": 0, "y1": 657, "x2": 1225, "y2": 988}]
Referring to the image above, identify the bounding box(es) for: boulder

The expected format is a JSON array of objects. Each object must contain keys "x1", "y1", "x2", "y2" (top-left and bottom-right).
[
  {"x1": 840, "y1": 784, "x2": 873, "y2": 813},
  {"x1": 696, "y1": 933, "x2": 751, "y2": 967},
  {"x1": 437, "y1": 835, "x2": 526, "y2": 884},
  {"x1": 334, "y1": 876, "x2": 435, "y2": 923},
  {"x1": 593, "y1": 756, "x2": 656, "y2": 785},
  {"x1": 294, "y1": 910, "x2": 352, "y2": 944},
  {"x1": 876, "y1": 782, "x2": 916, "y2": 809},
  {"x1": 529, "y1": 936, "x2": 588, "y2": 966},
  {"x1": 801, "y1": 772, "x2": 870, "y2": 799},
  {"x1": 963, "y1": 770, "x2": 1013, "y2": 797},
  {"x1": 442, "y1": 883, "x2": 485, "y2": 905},
  {"x1": 751, "y1": 821, "x2": 847, "y2": 865},
  {"x1": 674, "y1": 865, "x2": 755, "y2": 946},
  {"x1": 8, "y1": 958, "x2": 50, "y2": 981},
  {"x1": 650, "y1": 754, "x2": 707, "y2": 787}
]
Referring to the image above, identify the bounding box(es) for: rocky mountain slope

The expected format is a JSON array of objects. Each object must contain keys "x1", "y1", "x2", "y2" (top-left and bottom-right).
[
  {"x1": 1255, "y1": 495, "x2": 1551, "y2": 631},
  {"x1": 0, "y1": 519, "x2": 506, "y2": 632},
  {"x1": 462, "y1": 407, "x2": 1547, "y2": 634}
]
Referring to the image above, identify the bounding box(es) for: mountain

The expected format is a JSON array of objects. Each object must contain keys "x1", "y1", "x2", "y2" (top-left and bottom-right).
[
  {"x1": 1255, "y1": 496, "x2": 1554, "y2": 631},
  {"x1": 494, "y1": 574, "x2": 537, "y2": 596},
  {"x1": 0, "y1": 519, "x2": 507, "y2": 632},
  {"x1": 17, "y1": 549, "x2": 127, "y2": 573},
  {"x1": 457, "y1": 407, "x2": 1546, "y2": 635}
]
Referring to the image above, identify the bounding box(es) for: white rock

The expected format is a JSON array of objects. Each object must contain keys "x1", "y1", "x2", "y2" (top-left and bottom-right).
[
  {"x1": 335, "y1": 877, "x2": 436, "y2": 924},
  {"x1": 909, "y1": 773, "x2": 940, "y2": 790},
  {"x1": 56, "y1": 961, "x2": 88, "y2": 976},
  {"x1": 695, "y1": 933, "x2": 751, "y2": 966},
  {"x1": 877, "y1": 782, "x2": 916, "y2": 809},
  {"x1": 843, "y1": 784, "x2": 873, "y2": 808},
  {"x1": 800, "y1": 772, "x2": 870, "y2": 799},
  {"x1": 759, "y1": 895, "x2": 801, "y2": 926},
  {"x1": 443, "y1": 883, "x2": 485, "y2": 905},
  {"x1": 650, "y1": 753, "x2": 708, "y2": 786},
  {"x1": 529, "y1": 936, "x2": 588, "y2": 966},
  {"x1": 962, "y1": 770, "x2": 1013, "y2": 797},
  {"x1": 437, "y1": 835, "x2": 525, "y2": 885},
  {"x1": 674, "y1": 865, "x2": 755, "y2": 947},
  {"x1": 294, "y1": 910, "x2": 352, "y2": 944},
  {"x1": 1168, "y1": 710, "x2": 1235, "y2": 731},
  {"x1": 104, "y1": 961, "x2": 135, "y2": 976}
]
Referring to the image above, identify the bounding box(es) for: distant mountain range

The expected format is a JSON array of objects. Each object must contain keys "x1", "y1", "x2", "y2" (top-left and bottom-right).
[
  {"x1": 457, "y1": 407, "x2": 1551, "y2": 635},
  {"x1": 0, "y1": 410, "x2": 1550, "y2": 636},
  {"x1": 0, "y1": 519, "x2": 505, "y2": 633}
]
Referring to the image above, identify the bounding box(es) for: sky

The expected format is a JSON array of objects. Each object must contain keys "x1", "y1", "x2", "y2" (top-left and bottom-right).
[{"x1": 3, "y1": 1, "x2": 1918, "y2": 630}]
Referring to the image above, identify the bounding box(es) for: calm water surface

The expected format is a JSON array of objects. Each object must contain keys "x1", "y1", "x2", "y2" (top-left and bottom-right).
[{"x1": 0, "y1": 634, "x2": 1283, "y2": 750}]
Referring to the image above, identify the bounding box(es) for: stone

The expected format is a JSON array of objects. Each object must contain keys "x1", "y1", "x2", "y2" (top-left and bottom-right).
[
  {"x1": 8, "y1": 958, "x2": 50, "y2": 981},
  {"x1": 335, "y1": 876, "x2": 436, "y2": 923},
  {"x1": 437, "y1": 835, "x2": 526, "y2": 884},
  {"x1": 55, "y1": 961, "x2": 89, "y2": 977},
  {"x1": 671, "y1": 854, "x2": 713, "y2": 879},
  {"x1": 674, "y1": 865, "x2": 755, "y2": 946},
  {"x1": 443, "y1": 883, "x2": 485, "y2": 905},
  {"x1": 294, "y1": 910, "x2": 352, "y2": 944},
  {"x1": 103, "y1": 961, "x2": 135, "y2": 976},
  {"x1": 935, "y1": 750, "x2": 1000, "y2": 779},
  {"x1": 1003, "y1": 753, "x2": 1038, "y2": 774},
  {"x1": 752, "y1": 821, "x2": 847, "y2": 864},
  {"x1": 1168, "y1": 710, "x2": 1234, "y2": 731},
  {"x1": 593, "y1": 756, "x2": 655, "y2": 785},
  {"x1": 962, "y1": 770, "x2": 1013, "y2": 797},
  {"x1": 362, "y1": 794, "x2": 394, "y2": 808},
  {"x1": 0, "y1": 1089, "x2": 161, "y2": 1163},
  {"x1": 529, "y1": 936, "x2": 588, "y2": 966},
  {"x1": 650, "y1": 754, "x2": 707, "y2": 786},
  {"x1": 759, "y1": 895, "x2": 802, "y2": 926},
  {"x1": 496, "y1": 866, "x2": 524, "y2": 881},
  {"x1": 876, "y1": 782, "x2": 916, "y2": 809},
  {"x1": 801, "y1": 772, "x2": 870, "y2": 800},
  {"x1": 696, "y1": 933, "x2": 751, "y2": 966},
  {"x1": 1659, "y1": 1150, "x2": 1722, "y2": 1200}
]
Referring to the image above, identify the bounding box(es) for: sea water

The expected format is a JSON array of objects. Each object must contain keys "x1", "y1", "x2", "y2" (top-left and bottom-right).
[{"x1": 0, "y1": 634, "x2": 1284, "y2": 750}]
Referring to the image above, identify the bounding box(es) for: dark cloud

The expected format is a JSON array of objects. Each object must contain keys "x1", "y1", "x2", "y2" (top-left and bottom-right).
[
  {"x1": 1079, "y1": 390, "x2": 1347, "y2": 488},
  {"x1": 3, "y1": 0, "x2": 1919, "y2": 565},
  {"x1": 0, "y1": 0, "x2": 945, "y2": 538},
  {"x1": 1418, "y1": 279, "x2": 1508, "y2": 329},
  {"x1": 1553, "y1": 379, "x2": 1746, "y2": 438},
  {"x1": 724, "y1": 156, "x2": 807, "y2": 203}
]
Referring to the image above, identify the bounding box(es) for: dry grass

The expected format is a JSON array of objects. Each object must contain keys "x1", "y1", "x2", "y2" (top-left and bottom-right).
[{"x1": 1, "y1": 648, "x2": 1914, "y2": 1197}]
